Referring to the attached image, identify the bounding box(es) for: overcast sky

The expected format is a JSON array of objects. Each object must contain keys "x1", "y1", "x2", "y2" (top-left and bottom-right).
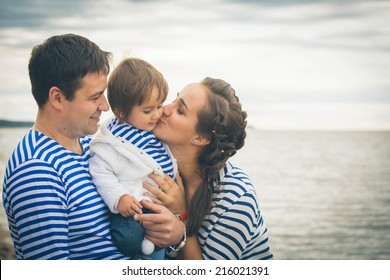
[{"x1": 0, "y1": 0, "x2": 389, "y2": 130}]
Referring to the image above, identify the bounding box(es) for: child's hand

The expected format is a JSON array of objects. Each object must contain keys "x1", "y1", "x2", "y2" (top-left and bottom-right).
[{"x1": 118, "y1": 195, "x2": 143, "y2": 218}]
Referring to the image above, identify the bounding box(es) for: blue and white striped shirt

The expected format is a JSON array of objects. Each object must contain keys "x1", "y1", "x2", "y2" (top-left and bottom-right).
[
  {"x1": 2, "y1": 130, "x2": 127, "y2": 259},
  {"x1": 107, "y1": 117, "x2": 174, "y2": 178},
  {"x1": 199, "y1": 162, "x2": 273, "y2": 260}
]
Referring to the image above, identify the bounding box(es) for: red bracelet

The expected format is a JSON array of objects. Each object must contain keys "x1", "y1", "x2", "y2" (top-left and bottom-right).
[{"x1": 176, "y1": 212, "x2": 188, "y2": 222}]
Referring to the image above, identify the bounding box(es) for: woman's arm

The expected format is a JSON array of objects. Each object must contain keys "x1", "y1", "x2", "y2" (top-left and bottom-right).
[{"x1": 179, "y1": 235, "x2": 204, "y2": 260}]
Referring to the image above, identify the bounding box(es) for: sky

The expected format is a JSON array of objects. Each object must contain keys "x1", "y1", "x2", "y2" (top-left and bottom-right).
[{"x1": 0, "y1": 0, "x2": 389, "y2": 130}]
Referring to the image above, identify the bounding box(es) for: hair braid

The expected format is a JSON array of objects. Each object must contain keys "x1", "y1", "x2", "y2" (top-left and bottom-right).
[{"x1": 186, "y1": 77, "x2": 247, "y2": 236}]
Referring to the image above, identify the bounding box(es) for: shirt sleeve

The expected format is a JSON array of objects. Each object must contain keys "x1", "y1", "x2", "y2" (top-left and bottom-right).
[
  {"x1": 3, "y1": 159, "x2": 70, "y2": 259},
  {"x1": 201, "y1": 190, "x2": 269, "y2": 260}
]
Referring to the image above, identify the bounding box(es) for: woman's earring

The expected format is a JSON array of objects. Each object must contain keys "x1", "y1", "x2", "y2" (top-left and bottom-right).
[{"x1": 191, "y1": 139, "x2": 196, "y2": 145}]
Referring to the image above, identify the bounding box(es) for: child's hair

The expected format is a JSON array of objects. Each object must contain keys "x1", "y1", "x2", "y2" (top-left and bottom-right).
[{"x1": 107, "y1": 57, "x2": 168, "y2": 121}]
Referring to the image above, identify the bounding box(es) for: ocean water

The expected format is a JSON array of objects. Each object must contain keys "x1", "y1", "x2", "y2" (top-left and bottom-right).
[
  {"x1": 233, "y1": 129, "x2": 390, "y2": 260},
  {"x1": 1, "y1": 128, "x2": 390, "y2": 259}
]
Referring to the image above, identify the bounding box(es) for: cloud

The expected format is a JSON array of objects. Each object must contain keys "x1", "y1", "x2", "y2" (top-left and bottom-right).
[
  {"x1": 0, "y1": 0, "x2": 389, "y2": 129},
  {"x1": 0, "y1": 0, "x2": 92, "y2": 29}
]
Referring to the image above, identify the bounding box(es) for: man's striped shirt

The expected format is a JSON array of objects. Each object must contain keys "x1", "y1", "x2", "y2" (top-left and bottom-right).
[{"x1": 2, "y1": 130, "x2": 127, "y2": 259}]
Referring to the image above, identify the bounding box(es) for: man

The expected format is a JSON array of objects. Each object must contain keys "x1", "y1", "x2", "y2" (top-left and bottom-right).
[{"x1": 2, "y1": 34, "x2": 184, "y2": 259}]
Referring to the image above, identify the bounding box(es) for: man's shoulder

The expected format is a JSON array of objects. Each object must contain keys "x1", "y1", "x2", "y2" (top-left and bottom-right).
[
  {"x1": 7, "y1": 130, "x2": 40, "y2": 165},
  {"x1": 4, "y1": 130, "x2": 54, "y2": 177},
  {"x1": 5, "y1": 131, "x2": 91, "y2": 179}
]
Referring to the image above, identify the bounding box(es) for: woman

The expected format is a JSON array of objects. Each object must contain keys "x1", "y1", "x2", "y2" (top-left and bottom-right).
[{"x1": 135, "y1": 77, "x2": 273, "y2": 260}]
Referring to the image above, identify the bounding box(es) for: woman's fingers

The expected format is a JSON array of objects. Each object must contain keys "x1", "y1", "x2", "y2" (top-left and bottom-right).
[
  {"x1": 143, "y1": 181, "x2": 166, "y2": 205},
  {"x1": 145, "y1": 172, "x2": 186, "y2": 214},
  {"x1": 143, "y1": 180, "x2": 163, "y2": 195},
  {"x1": 143, "y1": 192, "x2": 163, "y2": 205},
  {"x1": 148, "y1": 172, "x2": 172, "y2": 193}
]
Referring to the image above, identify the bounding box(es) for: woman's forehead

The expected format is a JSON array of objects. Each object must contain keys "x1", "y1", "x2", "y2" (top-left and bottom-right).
[{"x1": 179, "y1": 83, "x2": 208, "y2": 110}]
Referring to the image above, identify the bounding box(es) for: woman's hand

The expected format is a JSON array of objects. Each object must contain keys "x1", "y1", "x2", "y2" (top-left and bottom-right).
[
  {"x1": 134, "y1": 200, "x2": 185, "y2": 247},
  {"x1": 143, "y1": 172, "x2": 186, "y2": 214}
]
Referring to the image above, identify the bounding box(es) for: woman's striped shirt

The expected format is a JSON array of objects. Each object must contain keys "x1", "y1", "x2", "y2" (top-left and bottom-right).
[
  {"x1": 2, "y1": 130, "x2": 127, "y2": 259},
  {"x1": 107, "y1": 117, "x2": 174, "y2": 178},
  {"x1": 198, "y1": 162, "x2": 273, "y2": 260}
]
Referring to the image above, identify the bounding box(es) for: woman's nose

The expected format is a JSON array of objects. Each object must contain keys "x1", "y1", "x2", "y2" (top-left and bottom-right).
[{"x1": 162, "y1": 103, "x2": 172, "y2": 116}]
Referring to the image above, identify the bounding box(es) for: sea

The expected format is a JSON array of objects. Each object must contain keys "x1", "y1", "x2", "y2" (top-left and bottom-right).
[{"x1": 1, "y1": 127, "x2": 389, "y2": 260}]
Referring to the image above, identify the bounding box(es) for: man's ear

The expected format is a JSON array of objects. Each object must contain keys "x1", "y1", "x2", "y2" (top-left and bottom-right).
[{"x1": 47, "y1": 86, "x2": 64, "y2": 110}]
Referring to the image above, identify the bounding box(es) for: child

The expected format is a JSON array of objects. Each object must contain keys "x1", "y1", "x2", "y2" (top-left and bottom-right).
[{"x1": 89, "y1": 58, "x2": 177, "y2": 260}]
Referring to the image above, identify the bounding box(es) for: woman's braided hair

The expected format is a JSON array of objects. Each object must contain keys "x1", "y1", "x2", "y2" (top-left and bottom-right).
[{"x1": 187, "y1": 77, "x2": 248, "y2": 236}]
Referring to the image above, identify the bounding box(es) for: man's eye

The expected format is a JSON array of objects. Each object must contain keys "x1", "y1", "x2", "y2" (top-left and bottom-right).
[{"x1": 92, "y1": 93, "x2": 103, "y2": 100}]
